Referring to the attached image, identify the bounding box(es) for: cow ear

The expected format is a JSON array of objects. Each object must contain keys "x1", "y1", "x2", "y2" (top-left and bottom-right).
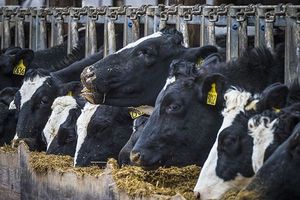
[
  {"x1": 198, "y1": 73, "x2": 227, "y2": 107},
  {"x1": 59, "y1": 81, "x2": 83, "y2": 97},
  {"x1": 161, "y1": 28, "x2": 183, "y2": 45},
  {"x1": 256, "y1": 83, "x2": 289, "y2": 112},
  {"x1": 169, "y1": 59, "x2": 198, "y2": 79},
  {"x1": 14, "y1": 49, "x2": 34, "y2": 67},
  {"x1": 181, "y1": 45, "x2": 219, "y2": 66},
  {"x1": 0, "y1": 87, "x2": 18, "y2": 105}
]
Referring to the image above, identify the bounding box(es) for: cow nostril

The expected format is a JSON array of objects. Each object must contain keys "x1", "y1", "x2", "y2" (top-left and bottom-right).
[
  {"x1": 194, "y1": 192, "x2": 201, "y2": 200},
  {"x1": 130, "y1": 151, "x2": 141, "y2": 164}
]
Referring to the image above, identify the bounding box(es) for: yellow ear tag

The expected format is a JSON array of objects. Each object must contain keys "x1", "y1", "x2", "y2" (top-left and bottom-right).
[
  {"x1": 129, "y1": 109, "x2": 144, "y2": 119},
  {"x1": 196, "y1": 57, "x2": 204, "y2": 68},
  {"x1": 13, "y1": 59, "x2": 26, "y2": 76},
  {"x1": 67, "y1": 91, "x2": 73, "y2": 96},
  {"x1": 273, "y1": 107, "x2": 281, "y2": 113},
  {"x1": 207, "y1": 83, "x2": 218, "y2": 106}
]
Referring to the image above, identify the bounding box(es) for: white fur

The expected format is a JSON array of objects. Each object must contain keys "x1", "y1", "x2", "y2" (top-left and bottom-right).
[
  {"x1": 43, "y1": 96, "x2": 78, "y2": 150},
  {"x1": 116, "y1": 31, "x2": 163, "y2": 54},
  {"x1": 162, "y1": 76, "x2": 176, "y2": 91},
  {"x1": 194, "y1": 88, "x2": 256, "y2": 199},
  {"x1": 19, "y1": 75, "x2": 49, "y2": 109},
  {"x1": 74, "y1": 102, "x2": 98, "y2": 166},
  {"x1": 248, "y1": 116, "x2": 277, "y2": 173},
  {"x1": 9, "y1": 100, "x2": 16, "y2": 110}
]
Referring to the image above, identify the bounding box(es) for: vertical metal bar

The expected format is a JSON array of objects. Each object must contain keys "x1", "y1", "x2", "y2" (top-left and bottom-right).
[
  {"x1": 296, "y1": 22, "x2": 300, "y2": 84},
  {"x1": 50, "y1": 15, "x2": 55, "y2": 47},
  {"x1": 200, "y1": 14, "x2": 206, "y2": 46},
  {"x1": 265, "y1": 21, "x2": 274, "y2": 51},
  {"x1": 226, "y1": 10, "x2": 239, "y2": 62},
  {"x1": 39, "y1": 17, "x2": 47, "y2": 50},
  {"x1": 123, "y1": 17, "x2": 130, "y2": 46},
  {"x1": 56, "y1": 17, "x2": 64, "y2": 45},
  {"x1": 89, "y1": 18, "x2": 97, "y2": 56},
  {"x1": 104, "y1": 16, "x2": 108, "y2": 57},
  {"x1": 107, "y1": 19, "x2": 116, "y2": 55},
  {"x1": 207, "y1": 20, "x2": 216, "y2": 46},
  {"x1": 16, "y1": 17, "x2": 25, "y2": 48},
  {"x1": 238, "y1": 20, "x2": 248, "y2": 56},
  {"x1": 85, "y1": 17, "x2": 90, "y2": 57},
  {"x1": 132, "y1": 19, "x2": 140, "y2": 42},
  {"x1": 255, "y1": 7, "x2": 265, "y2": 48},
  {"x1": 144, "y1": 7, "x2": 154, "y2": 36},
  {"x1": 159, "y1": 19, "x2": 166, "y2": 30},
  {"x1": 71, "y1": 18, "x2": 79, "y2": 49},
  {"x1": 29, "y1": 14, "x2": 35, "y2": 50},
  {"x1": 180, "y1": 20, "x2": 189, "y2": 48},
  {"x1": 3, "y1": 16, "x2": 11, "y2": 48}
]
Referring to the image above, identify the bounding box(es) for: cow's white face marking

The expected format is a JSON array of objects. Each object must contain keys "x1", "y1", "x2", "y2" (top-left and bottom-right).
[
  {"x1": 19, "y1": 75, "x2": 49, "y2": 109},
  {"x1": 43, "y1": 96, "x2": 78, "y2": 149},
  {"x1": 9, "y1": 100, "x2": 16, "y2": 110},
  {"x1": 248, "y1": 116, "x2": 277, "y2": 173},
  {"x1": 116, "y1": 31, "x2": 163, "y2": 54},
  {"x1": 162, "y1": 76, "x2": 176, "y2": 91},
  {"x1": 74, "y1": 102, "x2": 98, "y2": 166},
  {"x1": 194, "y1": 88, "x2": 256, "y2": 200}
]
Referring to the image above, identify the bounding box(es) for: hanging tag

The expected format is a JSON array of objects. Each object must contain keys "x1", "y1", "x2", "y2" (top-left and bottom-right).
[
  {"x1": 272, "y1": 107, "x2": 281, "y2": 113},
  {"x1": 129, "y1": 109, "x2": 144, "y2": 119},
  {"x1": 67, "y1": 91, "x2": 73, "y2": 96},
  {"x1": 207, "y1": 83, "x2": 218, "y2": 106},
  {"x1": 13, "y1": 59, "x2": 26, "y2": 76}
]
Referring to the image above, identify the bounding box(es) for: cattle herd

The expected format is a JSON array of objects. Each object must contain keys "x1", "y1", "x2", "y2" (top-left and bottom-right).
[{"x1": 0, "y1": 27, "x2": 299, "y2": 199}]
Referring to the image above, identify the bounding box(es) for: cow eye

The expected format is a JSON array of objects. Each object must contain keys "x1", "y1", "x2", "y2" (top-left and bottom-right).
[
  {"x1": 41, "y1": 96, "x2": 49, "y2": 104},
  {"x1": 223, "y1": 136, "x2": 237, "y2": 147},
  {"x1": 166, "y1": 103, "x2": 181, "y2": 113}
]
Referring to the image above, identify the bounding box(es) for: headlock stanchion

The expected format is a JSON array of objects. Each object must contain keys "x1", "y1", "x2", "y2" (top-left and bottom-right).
[{"x1": 0, "y1": 4, "x2": 299, "y2": 84}]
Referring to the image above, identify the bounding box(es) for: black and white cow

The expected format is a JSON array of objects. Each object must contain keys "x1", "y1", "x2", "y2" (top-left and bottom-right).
[
  {"x1": 12, "y1": 50, "x2": 103, "y2": 151},
  {"x1": 129, "y1": 46, "x2": 284, "y2": 169},
  {"x1": 0, "y1": 42, "x2": 85, "y2": 90},
  {"x1": 81, "y1": 28, "x2": 218, "y2": 107},
  {"x1": 43, "y1": 95, "x2": 85, "y2": 156},
  {"x1": 194, "y1": 83, "x2": 300, "y2": 199},
  {"x1": 118, "y1": 115, "x2": 149, "y2": 165},
  {"x1": 0, "y1": 87, "x2": 19, "y2": 145},
  {"x1": 74, "y1": 103, "x2": 133, "y2": 167},
  {"x1": 238, "y1": 122, "x2": 300, "y2": 200}
]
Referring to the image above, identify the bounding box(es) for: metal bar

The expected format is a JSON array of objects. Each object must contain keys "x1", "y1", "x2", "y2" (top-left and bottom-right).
[
  {"x1": 200, "y1": 15, "x2": 206, "y2": 46},
  {"x1": 56, "y1": 17, "x2": 64, "y2": 45},
  {"x1": 207, "y1": 20, "x2": 216, "y2": 46},
  {"x1": 38, "y1": 17, "x2": 47, "y2": 50},
  {"x1": 180, "y1": 20, "x2": 189, "y2": 48},
  {"x1": 107, "y1": 19, "x2": 116, "y2": 55},
  {"x1": 89, "y1": 18, "x2": 97, "y2": 56},
  {"x1": 296, "y1": 22, "x2": 300, "y2": 84},
  {"x1": 132, "y1": 19, "x2": 140, "y2": 42},
  {"x1": 226, "y1": 10, "x2": 239, "y2": 62},
  {"x1": 265, "y1": 21, "x2": 274, "y2": 51},
  {"x1": 238, "y1": 19, "x2": 248, "y2": 56},
  {"x1": 16, "y1": 17, "x2": 25, "y2": 48},
  {"x1": 144, "y1": 7, "x2": 154, "y2": 36},
  {"x1": 3, "y1": 16, "x2": 10, "y2": 48}
]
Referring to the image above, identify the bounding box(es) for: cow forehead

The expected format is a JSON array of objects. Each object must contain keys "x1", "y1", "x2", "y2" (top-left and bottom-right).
[
  {"x1": 115, "y1": 31, "x2": 163, "y2": 54},
  {"x1": 51, "y1": 96, "x2": 77, "y2": 111},
  {"x1": 74, "y1": 102, "x2": 99, "y2": 166},
  {"x1": 19, "y1": 75, "x2": 50, "y2": 109}
]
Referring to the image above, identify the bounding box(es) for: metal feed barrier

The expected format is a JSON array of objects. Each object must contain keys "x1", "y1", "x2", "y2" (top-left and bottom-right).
[{"x1": 0, "y1": 4, "x2": 299, "y2": 85}]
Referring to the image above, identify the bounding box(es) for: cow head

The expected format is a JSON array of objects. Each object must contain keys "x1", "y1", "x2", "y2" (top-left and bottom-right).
[
  {"x1": 74, "y1": 104, "x2": 133, "y2": 167},
  {"x1": 238, "y1": 122, "x2": 300, "y2": 200},
  {"x1": 118, "y1": 115, "x2": 149, "y2": 165},
  {"x1": 12, "y1": 68, "x2": 82, "y2": 151},
  {"x1": 81, "y1": 28, "x2": 218, "y2": 107},
  {"x1": 129, "y1": 60, "x2": 228, "y2": 168},
  {"x1": 193, "y1": 83, "x2": 291, "y2": 200},
  {"x1": 0, "y1": 47, "x2": 34, "y2": 75}
]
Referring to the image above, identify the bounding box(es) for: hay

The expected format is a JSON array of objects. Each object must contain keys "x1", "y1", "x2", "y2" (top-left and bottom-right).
[
  {"x1": 108, "y1": 159, "x2": 201, "y2": 200},
  {"x1": 29, "y1": 152, "x2": 104, "y2": 177},
  {"x1": 220, "y1": 188, "x2": 241, "y2": 200},
  {"x1": 235, "y1": 190, "x2": 261, "y2": 200},
  {"x1": 0, "y1": 144, "x2": 17, "y2": 153}
]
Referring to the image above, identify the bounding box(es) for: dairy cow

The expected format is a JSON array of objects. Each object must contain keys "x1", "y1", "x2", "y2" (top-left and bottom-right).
[
  {"x1": 238, "y1": 122, "x2": 300, "y2": 200},
  {"x1": 194, "y1": 83, "x2": 300, "y2": 199},
  {"x1": 81, "y1": 28, "x2": 218, "y2": 107},
  {"x1": 12, "y1": 50, "x2": 104, "y2": 151},
  {"x1": 0, "y1": 87, "x2": 18, "y2": 145},
  {"x1": 74, "y1": 103, "x2": 133, "y2": 167},
  {"x1": 129, "y1": 46, "x2": 284, "y2": 169}
]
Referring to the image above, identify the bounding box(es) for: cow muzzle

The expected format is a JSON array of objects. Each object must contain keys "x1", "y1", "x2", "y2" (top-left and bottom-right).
[
  {"x1": 81, "y1": 65, "x2": 97, "y2": 92},
  {"x1": 130, "y1": 150, "x2": 142, "y2": 165}
]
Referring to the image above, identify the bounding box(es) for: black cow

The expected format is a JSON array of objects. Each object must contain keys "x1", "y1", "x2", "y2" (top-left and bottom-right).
[
  {"x1": 81, "y1": 28, "x2": 218, "y2": 107},
  {"x1": 118, "y1": 115, "x2": 149, "y2": 165},
  {"x1": 12, "y1": 50, "x2": 103, "y2": 151},
  {"x1": 0, "y1": 87, "x2": 18, "y2": 145},
  {"x1": 0, "y1": 42, "x2": 85, "y2": 90},
  {"x1": 129, "y1": 45, "x2": 284, "y2": 169},
  {"x1": 74, "y1": 103, "x2": 133, "y2": 167},
  {"x1": 239, "y1": 122, "x2": 300, "y2": 200},
  {"x1": 194, "y1": 83, "x2": 300, "y2": 200}
]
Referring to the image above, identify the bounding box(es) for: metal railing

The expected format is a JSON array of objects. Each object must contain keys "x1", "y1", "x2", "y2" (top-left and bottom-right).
[{"x1": 0, "y1": 4, "x2": 299, "y2": 85}]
